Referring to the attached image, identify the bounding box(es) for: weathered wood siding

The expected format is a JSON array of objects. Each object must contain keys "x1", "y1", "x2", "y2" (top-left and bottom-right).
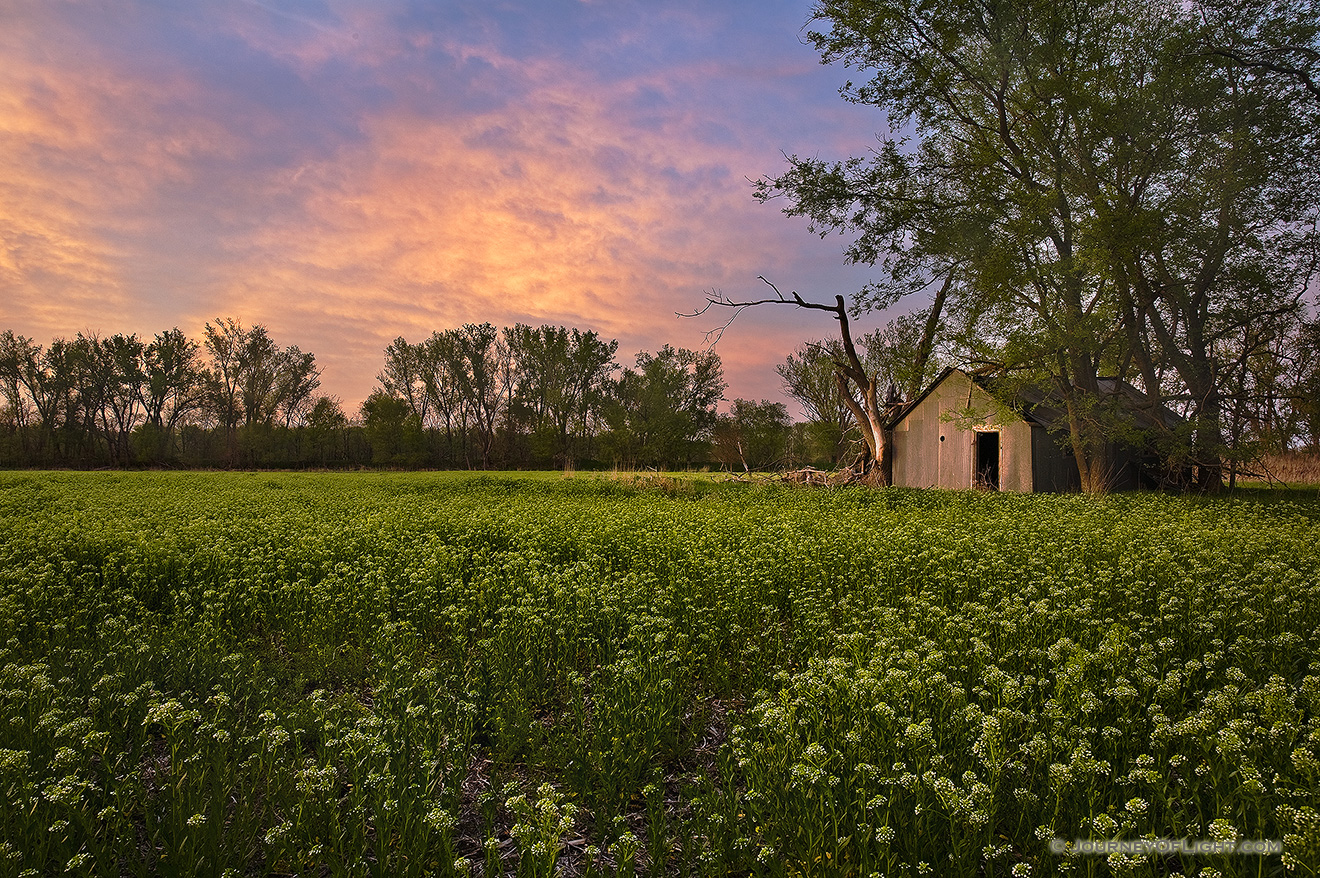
[
  {"x1": 1030, "y1": 423, "x2": 1081, "y2": 492},
  {"x1": 891, "y1": 370, "x2": 1035, "y2": 492}
]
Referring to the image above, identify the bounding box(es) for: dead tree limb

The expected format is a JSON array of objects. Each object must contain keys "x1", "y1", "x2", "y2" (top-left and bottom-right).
[{"x1": 681, "y1": 277, "x2": 894, "y2": 485}]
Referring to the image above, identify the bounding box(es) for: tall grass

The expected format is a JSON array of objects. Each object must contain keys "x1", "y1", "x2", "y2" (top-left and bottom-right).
[{"x1": 1258, "y1": 452, "x2": 1320, "y2": 486}]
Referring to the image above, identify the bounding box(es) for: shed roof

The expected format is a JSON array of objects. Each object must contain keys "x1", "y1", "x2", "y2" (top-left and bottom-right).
[{"x1": 888, "y1": 368, "x2": 1185, "y2": 432}]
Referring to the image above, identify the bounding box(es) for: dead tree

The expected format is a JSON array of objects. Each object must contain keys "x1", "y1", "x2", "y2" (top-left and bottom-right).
[{"x1": 683, "y1": 277, "x2": 897, "y2": 485}]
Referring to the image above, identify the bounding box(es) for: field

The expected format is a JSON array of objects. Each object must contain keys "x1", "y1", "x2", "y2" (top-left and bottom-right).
[{"x1": 1, "y1": 472, "x2": 1318, "y2": 877}]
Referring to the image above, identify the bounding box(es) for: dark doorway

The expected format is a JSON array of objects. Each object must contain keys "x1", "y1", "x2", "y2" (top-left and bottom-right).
[{"x1": 975, "y1": 431, "x2": 1000, "y2": 490}]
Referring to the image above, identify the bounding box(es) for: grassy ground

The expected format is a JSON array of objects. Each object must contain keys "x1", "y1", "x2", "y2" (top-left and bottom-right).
[{"x1": 1, "y1": 472, "x2": 1317, "y2": 876}]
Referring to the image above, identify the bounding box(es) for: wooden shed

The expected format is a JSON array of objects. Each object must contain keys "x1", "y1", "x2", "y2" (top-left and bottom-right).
[{"x1": 888, "y1": 368, "x2": 1180, "y2": 492}]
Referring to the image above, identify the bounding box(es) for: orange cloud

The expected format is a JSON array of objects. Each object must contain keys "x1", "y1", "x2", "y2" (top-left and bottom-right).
[
  {"x1": 0, "y1": 8, "x2": 251, "y2": 334},
  {"x1": 203, "y1": 51, "x2": 826, "y2": 395}
]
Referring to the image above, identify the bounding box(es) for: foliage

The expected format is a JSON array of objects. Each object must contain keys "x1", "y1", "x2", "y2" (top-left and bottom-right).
[
  {"x1": 360, "y1": 390, "x2": 426, "y2": 466},
  {"x1": 0, "y1": 472, "x2": 1317, "y2": 875},
  {"x1": 758, "y1": 0, "x2": 1320, "y2": 491},
  {"x1": 504, "y1": 324, "x2": 619, "y2": 467},
  {"x1": 600, "y1": 346, "x2": 726, "y2": 469},
  {"x1": 203, "y1": 318, "x2": 320, "y2": 436},
  {"x1": 777, "y1": 340, "x2": 855, "y2": 468},
  {"x1": 857, "y1": 309, "x2": 944, "y2": 403},
  {"x1": 712, "y1": 399, "x2": 792, "y2": 473},
  {"x1": 0, "y1": 322, "x2": 717, "y2": 471}
]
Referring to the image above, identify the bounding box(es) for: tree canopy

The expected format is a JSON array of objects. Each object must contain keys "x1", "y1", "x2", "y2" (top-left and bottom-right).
[{"x1": 756, "y1": 0, "x2": 1320, "y2": 490}]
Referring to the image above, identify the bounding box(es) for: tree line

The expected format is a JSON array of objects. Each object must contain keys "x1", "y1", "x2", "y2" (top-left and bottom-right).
[
  {"x1": 6, "y1": 302, "x2": 1314, "y2": 476},
  {"x1": 0, "y1": 320, "x2": 817, "y2": 471},
  {"x1": 0, "y1": 321, "x2": 323, "y2": 468}
]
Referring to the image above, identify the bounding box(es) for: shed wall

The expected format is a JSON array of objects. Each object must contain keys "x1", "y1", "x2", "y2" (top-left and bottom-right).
[
  {"x1": 892, "y1": 371, "x2": 1035, "y2": 492},
  {"x1": 1030, "y1": 424, "x2": 1081, "y2": 492}
]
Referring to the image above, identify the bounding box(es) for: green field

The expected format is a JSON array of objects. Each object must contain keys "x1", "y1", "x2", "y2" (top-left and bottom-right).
[{"x1": 1, "y1": 472, "x2": 1318, "y2": 877}]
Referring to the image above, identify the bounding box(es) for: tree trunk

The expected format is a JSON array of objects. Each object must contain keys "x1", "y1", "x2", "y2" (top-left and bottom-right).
[
  {"x1": 1192, "y1": 387, "x2": 1225, "y2": 492},
  {"x1": 688, "y1": 281, "x2": 915, "y2": 486}
]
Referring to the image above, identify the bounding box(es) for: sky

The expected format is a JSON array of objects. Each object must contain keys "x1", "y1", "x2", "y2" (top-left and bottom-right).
[{"x1": 0, "y1": 0, "x2": 894, "y2": 416}]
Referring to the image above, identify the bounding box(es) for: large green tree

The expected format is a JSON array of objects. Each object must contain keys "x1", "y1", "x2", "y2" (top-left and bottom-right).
[
  {"x1": 1088, "y1": 0, "x2": 1320, "y2": 487},
  {"x1": 601, "y1": 346, "x2": 725, "y2": 469}
]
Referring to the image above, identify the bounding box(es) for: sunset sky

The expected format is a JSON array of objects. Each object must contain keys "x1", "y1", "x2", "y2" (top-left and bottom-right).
[{"x1": 1, "y1": 0, "x2": 897, "y2": 415}]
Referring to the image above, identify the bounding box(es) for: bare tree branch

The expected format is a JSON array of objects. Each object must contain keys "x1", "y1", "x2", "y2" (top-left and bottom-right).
[
  {"x1": 680, "y1": 277, "x2": 902, "y2": 479},
  {"x1": 680, "y1": 278, "x2": 870, "y2": 383}
]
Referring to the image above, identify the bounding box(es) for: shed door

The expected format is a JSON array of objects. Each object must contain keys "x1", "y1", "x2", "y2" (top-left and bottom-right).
[{"x1": 975, "y1": 430, "x2": 1000, "y2": 490}]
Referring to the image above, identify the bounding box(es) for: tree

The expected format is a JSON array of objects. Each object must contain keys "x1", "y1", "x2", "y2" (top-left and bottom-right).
[
  {"x1": 378, "y1": 337, "x2": 431, "y2": 424},
  {"x1": 755, "y1": 0, "x2": 1139, "y2": 490},
  {"x1": 202, "y1": 318, "x2": 322, "y2": 462},
  {"x1": 1200, "y1": 0, "x2": 1320, "y2": 103},
  {"x1": 141, "y1": 328, "x2": 202, "y2": 462},
  {"x1": 1280, "y1": 318, "x2": 1320, "y2": 452},
  {"x1": 419, "y1": 330, "x2": 467, "y2": 464},
  {"x1": 1085, "y1": 1, "x2": 1320, "y2": 488},
  {"x1": 563, "y1": 328, "x2": 619, "y2": 463},
  {"x1": 712, "y1": 399, "x2": 792, "y2": 473},
  {"x1": 859, "y1": 307, "x2": 945, "y2": 404},
  {"x1": 505, "y1": 324, "x2": 572, "y2": 460},
  {"x1": 238, "y1": 326, "x2": 282, "y2": 428},
  {"x1": 203, "y1": 318, "x2": 247, "y2": 439},
  {"x1": 370, "y1": 324, "x2": 619, "y2": 469},
  {"x1": 361, "y1": 390, "x2": 424, "y2": 465},
  {"x1": 692, "y1": 279, "x2": 906, "y2": 483},
  {"x1": 777, "y1": 340, "x2": 855, "y2": 466},
  {"x1": 452, "y1": 323, "x2": 513, "y2": 469},
  {"x1": 3, "y1": 330, "x2": 158, "y2": 465},
  {"x1": 505, "y1": 324, "x2": 618, "y2": 465},
  {"x1": 601, "y1": 346, "x2": 725, "y2": 469},
  {"x1": 305, "y1": 395, "x2": 349, "y2": 466},
  {"x1": 769, "y1": 305, "x2": 947, "y2": 473},
  {"x1": 38, "y1": 338, "x2": 87, "y2": 462},
  {"x1": 1, "y1": 322, "x2": 338, "y2": 468},
  {"x1": 272, "y1": 346, "x2": 321, "y2": 428},
  {"x1": 93, "y1": 333, "x2": 147, "y2": 464},
  {"x1": 0, "y1": 331, "x2": 39, "y2": 458}
]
